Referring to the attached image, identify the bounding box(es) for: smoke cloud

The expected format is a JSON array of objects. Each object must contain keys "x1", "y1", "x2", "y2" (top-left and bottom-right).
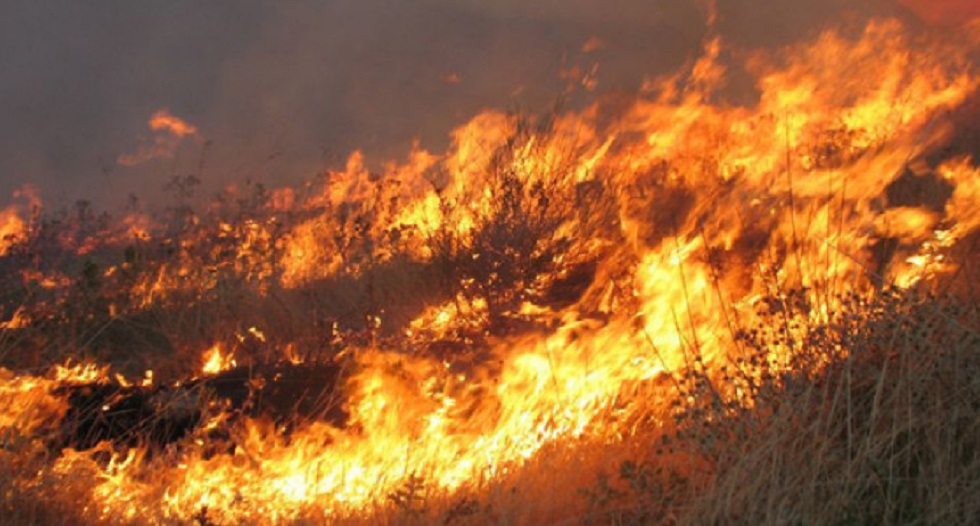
[{"x1": 0, "y1": 0, "x2": 936, "y2": 209}]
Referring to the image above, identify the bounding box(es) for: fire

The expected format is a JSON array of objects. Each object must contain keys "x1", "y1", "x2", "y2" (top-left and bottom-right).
[
  {"x1": 0, "y1": 206, "x2": 26, "y2": 256},
  {"x1": 201, "y1": 345, "x2": 237, "y2": 376},
  {"x1": 148, "y1": 109, "x2": 199, "y2": 138},
  {"x1": 0, "y1": 369, "x2": 66, "y2": 434},
  {"x1": 1, "y1": 15, "x2": 979, "y2": 524},
  {"x1": 0, "y1": 185, "x2": 40, "y2": 256},
  {"x1": 117, "y1": 109, "x2": 201, "y2": 166},
  {"x1": 51, "y1": 361, "x2": 111, "y2": 384}
]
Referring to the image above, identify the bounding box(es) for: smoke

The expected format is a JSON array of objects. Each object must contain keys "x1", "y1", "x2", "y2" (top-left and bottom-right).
[{"x1": 0, "y1": 0, "x2": 945, "y2": 210}]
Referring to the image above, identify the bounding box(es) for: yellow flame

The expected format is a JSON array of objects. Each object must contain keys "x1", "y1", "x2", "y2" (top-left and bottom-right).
[
  {"x1": 1, "y1": 16, "x2": 979, "y2": 524},
  {"x1": 201, "y1": 345, "x2": 237, "y2": 376}
]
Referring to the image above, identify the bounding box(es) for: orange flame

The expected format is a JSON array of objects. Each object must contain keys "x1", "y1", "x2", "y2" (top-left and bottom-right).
[
  {"x1": 0, "y1": 16, "x2": 979, "y2": 524},
  {"x1": 201, "y1": 345, "x2": 237, "y2": 376},
  {"x1": 0, "y1": 185, "x2": 40, "y2": 256},
  {"x1": 118, "y1": 109, "x2": 201, "y2": 166}
]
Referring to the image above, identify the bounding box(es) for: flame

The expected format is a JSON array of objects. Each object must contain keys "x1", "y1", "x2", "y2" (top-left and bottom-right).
[
  {"x1": 0, "y1": 369, "x2": 66, "y2": 434},
  {"x1": 0, "y1": 185, "x2": 40, "y2": 256},
  {"x1": 51, "y1": 361, "x2": 111, "y2": 384},
  {"x1": 1, "y1": 16, "x2": 979, "y2": 524},
  {"x1": 201, "y1": 345, "x2": 237, "y2": 376},
  {"x1": 118, "y1": 109, "x2": 201, "y2": 166},
  {"x1": 148, "y1": 109, "x2": 199, "y2": 137},
  {"x1": 0, "y1": 207, "x2": 26, "y2": 256},
  {"x1": 0, "y1": 307, "x2": 30, "y2": 330}
]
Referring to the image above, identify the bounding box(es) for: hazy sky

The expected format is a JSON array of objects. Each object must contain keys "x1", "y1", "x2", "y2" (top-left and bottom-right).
[{"x1": 0, "y1": 0, "x2": 932, "y2": 209}]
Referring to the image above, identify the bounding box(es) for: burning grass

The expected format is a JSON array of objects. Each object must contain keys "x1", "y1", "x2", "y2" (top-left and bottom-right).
[{"x1": 1, "y1": 16, "x2": 980, "y2": 525}]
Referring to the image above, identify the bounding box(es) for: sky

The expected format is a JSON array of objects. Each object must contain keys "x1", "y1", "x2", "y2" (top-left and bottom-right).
[{"x1": 0, "y1": 0, "x2": 957, "y2": 210}]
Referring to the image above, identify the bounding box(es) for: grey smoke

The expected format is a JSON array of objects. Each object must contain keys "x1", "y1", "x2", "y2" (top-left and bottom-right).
[{"x1": 0, "y1": 0, "x2": 914, "y2": 210}]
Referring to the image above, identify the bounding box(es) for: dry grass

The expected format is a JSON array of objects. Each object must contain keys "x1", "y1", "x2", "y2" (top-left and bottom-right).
[{"x1": 549, "y1": 288, "x2": 980, "y2": 526}]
